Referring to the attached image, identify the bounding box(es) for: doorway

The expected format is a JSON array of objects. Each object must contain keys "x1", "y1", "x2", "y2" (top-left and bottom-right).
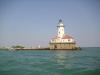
[{"x1": 54, "y1": 45, "x2": 57, "y2": 49}]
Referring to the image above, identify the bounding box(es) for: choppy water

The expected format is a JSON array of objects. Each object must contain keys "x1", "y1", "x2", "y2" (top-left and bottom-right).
[{"x1": 0, "y1": 47, "x2": 100, "y2": 75}]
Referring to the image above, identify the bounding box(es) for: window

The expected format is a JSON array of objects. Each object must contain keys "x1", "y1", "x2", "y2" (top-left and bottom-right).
[
  {"x1": 68, "y1": 39, "x2": 70, "y2": 42},
  {"x1": 59, "y1": 32, "x2": 60, "y2": 34}
]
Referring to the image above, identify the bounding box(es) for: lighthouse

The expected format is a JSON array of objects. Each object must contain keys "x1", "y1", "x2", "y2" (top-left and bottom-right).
[
  {"x1": 49, "y1": 19, "x2": 76, "y2": 50},
  {"x1": 57, "y1": 19, "x2": 65, "y2": 38}
]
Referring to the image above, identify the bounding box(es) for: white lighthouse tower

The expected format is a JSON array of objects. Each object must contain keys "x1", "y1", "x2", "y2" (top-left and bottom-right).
[{"x1": 57, "y1": 19, "x2": 65, "y2": 38}]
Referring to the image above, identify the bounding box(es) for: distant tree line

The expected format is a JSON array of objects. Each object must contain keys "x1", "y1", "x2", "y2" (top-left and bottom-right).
[{"x1": 12, "y1": 45, "x2": 24, "y2": 49}]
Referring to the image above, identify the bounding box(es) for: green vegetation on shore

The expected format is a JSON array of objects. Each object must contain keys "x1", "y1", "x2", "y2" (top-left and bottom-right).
[{"x1": 11, "y1": 45, "x2": 24, "y2": 49}]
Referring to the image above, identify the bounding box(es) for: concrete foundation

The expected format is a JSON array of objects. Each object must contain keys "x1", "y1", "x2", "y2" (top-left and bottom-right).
[{"x1": 49, "y1": 43, "x2": 76, "y2": 50}]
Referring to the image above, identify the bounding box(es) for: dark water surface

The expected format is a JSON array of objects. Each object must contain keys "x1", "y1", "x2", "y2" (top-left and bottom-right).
[{"x1": 0, "y1": 47, "x2": 100, "y2": 75}]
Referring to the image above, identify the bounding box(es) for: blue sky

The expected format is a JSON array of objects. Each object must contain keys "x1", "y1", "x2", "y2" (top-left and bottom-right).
[{"x1": 0, "y1": 0, "x2": 100, "y2": 47}]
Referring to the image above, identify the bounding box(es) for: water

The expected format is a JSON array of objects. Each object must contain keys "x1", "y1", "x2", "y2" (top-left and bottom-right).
[{"x1": 0, "y1": 47, "x2": 100, "y2": 75}]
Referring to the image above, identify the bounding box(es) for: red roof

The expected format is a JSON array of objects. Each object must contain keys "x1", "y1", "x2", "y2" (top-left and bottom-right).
[
  {"x1": 62, "y1": 35, "x2": 73, "y2": 39},
  {"x1": 52, "y1": 35, "x2": 73, "y2": 40}
]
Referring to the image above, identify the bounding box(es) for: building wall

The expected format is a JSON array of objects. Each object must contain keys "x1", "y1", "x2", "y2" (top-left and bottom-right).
[
  {"x1": 51, "y1": 38, "x2": 74, "y2": 43},
  {"x1": 49, "y1": 43, "x2": 76, "y2": 50}
]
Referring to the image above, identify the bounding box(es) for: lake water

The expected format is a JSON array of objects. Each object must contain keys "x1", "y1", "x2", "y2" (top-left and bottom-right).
[{"x1": 0, "y1": 47, "x2": 100, "y2": 75}]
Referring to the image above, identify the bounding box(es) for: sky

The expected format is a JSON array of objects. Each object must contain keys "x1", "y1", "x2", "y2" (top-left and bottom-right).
[{"x1": 0, "y1": 0, "x2": 100, "y2": 48}]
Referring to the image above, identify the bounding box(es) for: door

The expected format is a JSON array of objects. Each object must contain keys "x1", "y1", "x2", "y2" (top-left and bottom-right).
[{"x1": 54, "y1": 45, "x2": 57, "y2": 49}]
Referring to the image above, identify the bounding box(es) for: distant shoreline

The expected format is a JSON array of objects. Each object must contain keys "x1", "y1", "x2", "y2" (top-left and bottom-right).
[
  {"x1": 1, "y1": 47, "x2": 100, "y2": 51},
  {"x1": 0, "y1": 47, "x2": 82, "y2": 50}
]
